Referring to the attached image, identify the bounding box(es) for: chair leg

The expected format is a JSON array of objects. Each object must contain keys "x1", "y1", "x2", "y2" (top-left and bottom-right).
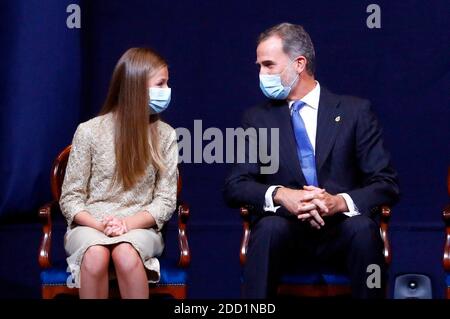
[{"x1": 42, "y1": 286, "x2": 79, "y2": 299}]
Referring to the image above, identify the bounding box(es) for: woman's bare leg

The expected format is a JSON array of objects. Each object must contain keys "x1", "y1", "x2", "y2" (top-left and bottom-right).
[
  {"x1": 79, "y1": 245, "x2": 110, "y2": 299},
  {"x1": 111, "y1": 243, "x2": 149, "y2": 299}
]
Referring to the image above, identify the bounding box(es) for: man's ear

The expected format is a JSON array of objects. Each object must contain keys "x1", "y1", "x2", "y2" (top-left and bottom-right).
[{"x1": 295, "y1": 56, "x2": 307, "y2": 74}]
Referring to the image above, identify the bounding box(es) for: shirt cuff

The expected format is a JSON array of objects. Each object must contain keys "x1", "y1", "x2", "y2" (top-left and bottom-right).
[
  {"x1": 339, "y1": 193, "x2": 360, "y2": 217},
  {"x1": 264, "y1": 185, "x2": 282, "y2": 213}
]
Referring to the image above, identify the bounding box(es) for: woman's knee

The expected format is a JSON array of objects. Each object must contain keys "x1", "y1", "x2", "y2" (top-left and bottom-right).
[
  {"x1": 81, "y1": 245, "x2": 110, "y2": 277},
  {"x1": 111, "y1": 243, "x2": 143, "y2": 273}
]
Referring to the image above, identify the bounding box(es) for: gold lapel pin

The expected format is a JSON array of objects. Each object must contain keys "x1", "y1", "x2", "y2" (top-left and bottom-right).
[{"x1": 335, "y1": 116, "x2": 341, "y2": 122}]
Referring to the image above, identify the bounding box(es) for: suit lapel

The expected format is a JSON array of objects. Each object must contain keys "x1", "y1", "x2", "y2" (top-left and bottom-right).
[
  {"x1": 270, "y1": 101, "x2": 306, "y2": 185},
  {"x1": 315, "y1": 88, "x2": 341, "y2": 173}
]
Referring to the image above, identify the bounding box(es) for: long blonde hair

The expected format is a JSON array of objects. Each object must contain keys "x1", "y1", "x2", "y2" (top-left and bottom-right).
[{"x1": 99, "y1": 47, "x2": 167, "y2": 190}]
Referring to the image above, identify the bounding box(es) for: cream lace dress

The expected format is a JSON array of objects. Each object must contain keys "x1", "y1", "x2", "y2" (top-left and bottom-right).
[{"x1": 59, "y1": 112, "x2": 178, "y2": 288}]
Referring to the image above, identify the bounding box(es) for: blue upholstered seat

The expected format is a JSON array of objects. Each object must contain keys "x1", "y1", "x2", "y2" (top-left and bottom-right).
[
  {"x1": 40, "y1": 267, "x2": 71, "y2": 286},
  {"x1": 446, "y1": 274, "x2": 450, "y2": 287},
  {"x1": 41, "y1": 258, "x2": 187, "y2": 286}
]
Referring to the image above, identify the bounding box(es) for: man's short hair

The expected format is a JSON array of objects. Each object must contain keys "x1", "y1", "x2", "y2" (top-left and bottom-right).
[{"x1": 258, "y1": 23, "x2": 316, "y2": 75}]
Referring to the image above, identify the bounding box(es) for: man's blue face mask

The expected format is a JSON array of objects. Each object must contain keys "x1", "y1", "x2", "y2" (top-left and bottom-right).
[
  {"x1": 259, "y1": 60, "x2": 299, "y2": 100},
  {"x1": 148, "y1": 87, "x2": 171, "y2": 114}
]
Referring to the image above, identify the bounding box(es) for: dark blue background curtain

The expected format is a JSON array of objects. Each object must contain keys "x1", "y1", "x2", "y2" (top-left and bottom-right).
[
  {"x1": 0, "y1": 0, "x2": 449, "y2": 297},
  {"x1": 0, "y1": 0, "x2": 83, "y2": 220}
]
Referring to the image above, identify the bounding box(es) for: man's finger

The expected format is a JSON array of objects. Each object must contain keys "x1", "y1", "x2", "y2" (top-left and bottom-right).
[
  {"x1": 303, "y1": 185, "x2": 325, "y2": 192},
  {"x1": 297, "y1": 213, "x2": 311, "y2": 220},
  {"x1": 309, "y1": 219, "x2": 321, "y2": 229},
  {"x1": 297, "y1": 202, "x2": 316, "y2": 212},
  {"x1": 312, "y1": 198, "x2": 329, "y2": 214},
  {"x1": 300, "y1": 192, "x2": 316, "y2": 202},
  {"x1": 315, "y1": 193, "x2": 325, "y2": 200},
  {"x1": 309, "y1": 209, "x2": 325, "y2": 226}
]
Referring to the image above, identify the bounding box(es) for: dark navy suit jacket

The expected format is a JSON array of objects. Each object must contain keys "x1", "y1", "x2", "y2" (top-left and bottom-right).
[{"x1": 223, "y1": 87, "x2": 400, "y2": 219}]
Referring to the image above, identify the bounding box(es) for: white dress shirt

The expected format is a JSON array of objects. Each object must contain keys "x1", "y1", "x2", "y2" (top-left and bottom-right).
[{"x1": 263, "y1": 81, "x2": 360, "y2": 217}]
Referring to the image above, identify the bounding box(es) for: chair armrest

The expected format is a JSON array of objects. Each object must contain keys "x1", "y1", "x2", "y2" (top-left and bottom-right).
[
  {"x1": 177, "y1": 202, "x2": 190, "y2": 268},
  {"x1": 38, "y1": 201, "x2": 57, "y2": 269},
  {"x1": 379, "y1": 205, "x2": 392, "y2": 265},
  {"x1": 239, "y1": 207, "x2": 251, "y2": 265},
  {"x1": 442, "y1": 204, "x2": 450, "y2": 271}
]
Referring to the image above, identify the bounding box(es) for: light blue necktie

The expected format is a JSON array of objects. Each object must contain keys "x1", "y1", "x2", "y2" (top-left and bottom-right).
[{"x1": 291, "y1": 100, "x2": 318, "y2": 186}]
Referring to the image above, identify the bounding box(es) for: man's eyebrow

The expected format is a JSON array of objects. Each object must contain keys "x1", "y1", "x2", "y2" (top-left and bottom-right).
[{"x1": 257, "y1": 60, "x2": 275, "y2": 65}]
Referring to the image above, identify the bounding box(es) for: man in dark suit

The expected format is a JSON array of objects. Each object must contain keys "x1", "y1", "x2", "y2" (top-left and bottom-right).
[{"x1": 223, "y1": 23, "x2": 399, "y2": 299}]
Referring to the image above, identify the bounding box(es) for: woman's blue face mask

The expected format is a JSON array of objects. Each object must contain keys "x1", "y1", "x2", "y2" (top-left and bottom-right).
[{"x1": 148, "y1": 87, "x2": 171, "y2": 114}]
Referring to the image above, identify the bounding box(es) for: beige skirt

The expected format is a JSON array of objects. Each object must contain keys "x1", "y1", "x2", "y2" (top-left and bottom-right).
[{"x1": 64, "y1": 226, "x2": 164, "y2": 288}]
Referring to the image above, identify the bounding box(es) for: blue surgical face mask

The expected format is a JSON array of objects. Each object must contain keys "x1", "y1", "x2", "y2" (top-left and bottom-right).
[
  {"x1": 259, "y1": 61, "x2": 299, "y2": 100},
  {"x1": 148, "y1": 87, "x2": 171, "y2": 114}
]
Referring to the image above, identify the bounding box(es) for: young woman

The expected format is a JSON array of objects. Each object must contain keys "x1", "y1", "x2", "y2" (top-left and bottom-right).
[{"x1": 60, "y1": 47, "x2": 178, "y2": 299}]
